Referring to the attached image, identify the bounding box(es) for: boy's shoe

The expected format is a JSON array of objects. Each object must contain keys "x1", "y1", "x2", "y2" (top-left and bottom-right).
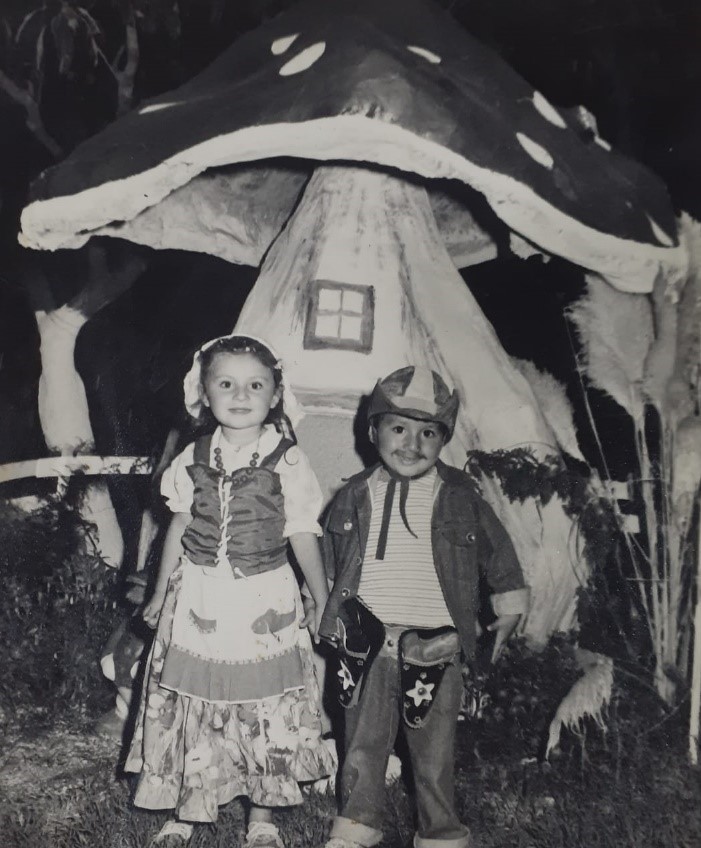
[
  {"x1": 148, "y1": 820, "x2": 193, "y2": 847},
  {"x1": 246, "y1": 821, "x2": 285, "y2": 848}
]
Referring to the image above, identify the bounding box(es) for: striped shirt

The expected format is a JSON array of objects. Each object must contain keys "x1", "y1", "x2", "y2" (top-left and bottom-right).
[{"x1": 357, "y1": 468, "x2": 454, "y2": 628}]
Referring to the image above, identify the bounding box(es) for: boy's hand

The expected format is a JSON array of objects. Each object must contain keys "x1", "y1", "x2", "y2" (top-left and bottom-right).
[
  {"x1": 488, "y1": 613, "x2": 521, "y2": 663},
  {"x1": 312, "y1": 603, "x2": 326, "y2": 645}
]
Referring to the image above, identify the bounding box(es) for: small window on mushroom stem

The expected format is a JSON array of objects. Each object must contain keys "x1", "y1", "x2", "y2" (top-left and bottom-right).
[{"x1": 304, "y1": 280, "x2": 375, "y2": 352}]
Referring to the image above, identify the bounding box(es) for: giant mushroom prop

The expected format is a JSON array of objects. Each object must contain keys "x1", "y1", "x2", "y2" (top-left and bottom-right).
[{"x1": 20, "y1": 0, "x2": 686, "y2": 641}]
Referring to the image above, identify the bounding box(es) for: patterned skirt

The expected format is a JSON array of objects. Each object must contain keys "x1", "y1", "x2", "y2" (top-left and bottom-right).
[{"x1": 125, "y1": 565, "x2": 335, "y2": 823}]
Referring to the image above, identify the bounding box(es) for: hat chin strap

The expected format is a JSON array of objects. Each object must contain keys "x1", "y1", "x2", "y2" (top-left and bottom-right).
[{"x1": 376, "y1": 466, "x2": 431, "y2": 560}]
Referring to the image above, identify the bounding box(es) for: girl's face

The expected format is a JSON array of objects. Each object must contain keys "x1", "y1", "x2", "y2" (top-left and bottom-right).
[
  {"x1": 201, "y1": 352, "x2": 280, "y2": 439},
  {"x1": 370, "y1": 413, "x2": 445, "y2": 478}
]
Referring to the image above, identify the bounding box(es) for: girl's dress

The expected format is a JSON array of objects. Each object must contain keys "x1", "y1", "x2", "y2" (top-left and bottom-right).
[{"x1": 125, "y1": 424, "x2": 335, "y2": 823}]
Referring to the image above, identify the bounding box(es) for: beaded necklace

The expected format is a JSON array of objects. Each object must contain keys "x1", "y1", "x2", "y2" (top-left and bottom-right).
[{"x1": 212, "y1": 431, "x2": 261, "y2": 480}]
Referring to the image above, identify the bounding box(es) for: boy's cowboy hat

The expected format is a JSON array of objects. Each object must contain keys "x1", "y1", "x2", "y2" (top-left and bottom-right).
[{"x1": 367, "y1": 366, "x2": 459, "y2": 438}]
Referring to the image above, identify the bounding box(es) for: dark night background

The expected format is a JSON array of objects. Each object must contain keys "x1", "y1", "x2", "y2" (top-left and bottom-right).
[{"x1": 0, "y1": 0, "x2": 699, "y2": 494}]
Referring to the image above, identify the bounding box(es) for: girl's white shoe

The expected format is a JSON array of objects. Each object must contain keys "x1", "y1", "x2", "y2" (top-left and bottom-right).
[
  {"x1": 246, "y1": 821, "x2": 285, "y2": 848},
  {"x1": 148, "y1": 820, "x2": 193, "y2": 847}
]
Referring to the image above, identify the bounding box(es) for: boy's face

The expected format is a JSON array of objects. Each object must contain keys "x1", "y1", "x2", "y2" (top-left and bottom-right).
[{"x1": 370, "y1": 413, "x2": 446, "y2": 478}]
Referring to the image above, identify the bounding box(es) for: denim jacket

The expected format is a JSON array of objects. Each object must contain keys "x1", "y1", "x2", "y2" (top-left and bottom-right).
[{"x1": 318, "y1": 460, "x2": 529, "y2": 660}]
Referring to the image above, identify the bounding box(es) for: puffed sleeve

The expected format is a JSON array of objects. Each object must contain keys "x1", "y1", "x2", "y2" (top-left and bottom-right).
[
  {"x1": 159, "y1": 443, "x2": 196, "y2": 514},
  {"x1": 276, "y1": 444, "x2": 324, "y2": 537}
]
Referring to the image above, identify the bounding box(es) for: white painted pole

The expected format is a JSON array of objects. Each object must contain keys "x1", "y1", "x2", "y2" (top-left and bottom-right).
[
  {"x1": 35, "y1": 305, "x2": 125, "y2": 567},
  {"x1": 689, "y1": 486, "x2": 701, "y2": 765}
]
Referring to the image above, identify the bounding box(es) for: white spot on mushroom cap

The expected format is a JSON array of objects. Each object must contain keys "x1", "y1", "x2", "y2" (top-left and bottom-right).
[
  {"x1": 516, "y1": 133, "x2": 554, "y2": 170},
  {"x1": 407, "y1": 45, "x2": 441, "y2": 64},
  {"x1": 646, "y1": 215, "x2": 675, "y2": 247},
  {"x1": 271, "y1": 34, "x2": 300, "y2": 55},
  {"x1": 139, "y1": 102, "x2": 177, "y2": 115},
  {"x1": 532, "y1": 91, "x2": 566, "y2": 128},
  {"x1": 279, "y1": 42, "x2": 326, "y2": 76}
]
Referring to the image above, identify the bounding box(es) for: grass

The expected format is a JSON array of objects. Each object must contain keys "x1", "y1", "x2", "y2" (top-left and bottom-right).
[
  {"x1": 2, "y1": 702, "x2": 699, "y2": 848},
  {"x1": 1, "y1": 504, "x2": 700, "y2": 848}
]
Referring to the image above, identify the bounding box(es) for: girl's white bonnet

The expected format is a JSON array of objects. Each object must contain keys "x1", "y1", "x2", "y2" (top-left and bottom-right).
[{"x1": 182, "y1": 332, "x2": 304, "y2": 426}]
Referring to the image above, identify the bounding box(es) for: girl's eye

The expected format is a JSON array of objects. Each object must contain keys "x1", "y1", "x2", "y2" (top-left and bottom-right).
[
  {"x1": 220, "y1": 380, "x2": 232, "y2": 389},
  {"x1": 250, "y1": 381, "x2": 263, "y2": 391}
]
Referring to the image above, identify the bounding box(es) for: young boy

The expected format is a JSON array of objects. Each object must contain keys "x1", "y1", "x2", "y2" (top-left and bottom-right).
[{"x1": 318, "y1": 366, "x2": 529, "y2": 848}]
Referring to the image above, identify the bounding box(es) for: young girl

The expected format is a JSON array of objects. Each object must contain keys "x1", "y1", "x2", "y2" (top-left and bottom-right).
[{"x1": 125, "y1": 334, "x2": 334, "y2": 848}]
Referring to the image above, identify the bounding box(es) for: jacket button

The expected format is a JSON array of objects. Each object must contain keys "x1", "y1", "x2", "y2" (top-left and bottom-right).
[
  {"x1": 387, "y1": 639, "x2": 394, "y2": 647},
  {"x1": 354, "y1": 556, "x2": 362, "y2": 565},
  {"x1": 466, "y1": 532, "x2": 476, "y2": 543},
  {"x1": 341, "y1": 588, "x2": 350, "y2": 597},
  {"x1": 344, "y1": 520, "x2": 353, "y2": 530}
]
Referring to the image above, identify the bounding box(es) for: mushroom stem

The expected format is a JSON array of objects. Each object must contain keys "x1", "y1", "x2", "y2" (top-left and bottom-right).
[{"x1": 235, "y1": 164, "x2": 588, "y2": 640}]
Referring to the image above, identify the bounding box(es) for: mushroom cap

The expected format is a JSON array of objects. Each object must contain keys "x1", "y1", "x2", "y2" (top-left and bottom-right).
[{"x1": 20, "y1": 0, "x2": 683, "y2": 291}]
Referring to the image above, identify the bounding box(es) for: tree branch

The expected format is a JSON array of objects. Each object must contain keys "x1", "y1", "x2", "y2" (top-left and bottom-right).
[
  {"x1": 113, "y1": 12, "x2": 139, "y2": 115},
  {"x1": 0, "y1": 67, "x2": 63, "y2": 158}
]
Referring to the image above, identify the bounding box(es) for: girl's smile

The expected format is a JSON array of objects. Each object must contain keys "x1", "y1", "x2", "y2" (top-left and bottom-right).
[{"x1": 202, "y1": 352, "x2": 280, "y2": 443}]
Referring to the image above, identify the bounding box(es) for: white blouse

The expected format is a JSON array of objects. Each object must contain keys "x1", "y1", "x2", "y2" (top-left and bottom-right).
[{"x1": 160, "y1": 425, "x2": 323, "y2": 538}]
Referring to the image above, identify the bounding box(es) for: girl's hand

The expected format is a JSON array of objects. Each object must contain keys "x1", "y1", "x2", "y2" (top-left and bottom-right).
[
  {"x1": 142, "y1": 592, "x2": 166, "y2": 628},
  {"x1": 487, "y1": 613, "x2": 521, "y2": 663},
  {"x1": 299, "y1": 595, "x2": 316, "y2": 629},
  {"x1": 299, "y1": 596, "x2": 323, "y2": 644}
]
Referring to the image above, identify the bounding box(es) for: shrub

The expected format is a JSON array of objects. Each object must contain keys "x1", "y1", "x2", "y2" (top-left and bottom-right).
[{"x1": 0, "y1": 497, "x2": 120, "y2": 723}]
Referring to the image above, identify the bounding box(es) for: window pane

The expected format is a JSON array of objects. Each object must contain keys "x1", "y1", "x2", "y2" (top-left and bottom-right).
[
  {"x1": 339, "y1": 314, "x2": 363, "y2": 341},
  {"x1": 342, "y1": 289, "x2": 365, "y2": 314},
  {"x1": 318, "y1": 287, "x2": 342, "y2": 311},
  {"x1": 315, "y1": 313, "x2": 341, "y2": 338}
]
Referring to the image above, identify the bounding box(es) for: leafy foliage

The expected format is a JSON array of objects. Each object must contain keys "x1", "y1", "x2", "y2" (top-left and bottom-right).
[
  {"x1": 471, "y1": 635, "x2": 583, "y2": 760},
  {"x1": 465, "y1": 447, "x2": 644, "y2": 663},
  {"x1": 466, "y1": 447, "x2": 592, "y2": 512},
  {"x1": 0, "y1": 497, "x2": 119, "y2": 722}
]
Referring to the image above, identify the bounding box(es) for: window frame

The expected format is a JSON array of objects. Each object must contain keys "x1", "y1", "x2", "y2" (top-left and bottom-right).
[{"x1": 303, "y1": 280, "x2": 375, "y2": 353}]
